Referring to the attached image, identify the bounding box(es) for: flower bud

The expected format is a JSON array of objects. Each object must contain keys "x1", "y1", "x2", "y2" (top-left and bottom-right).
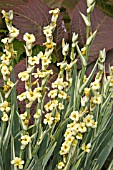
[
  {"x1": 72, "y1": 33, "x2": 78, "y2": 43},
  {"x1": 86, "y1": 30, "x2": 97, "y2": 46},
  {"x1": 62, "y1": 43, "x2": 69, "y2": 56},
  {"x1": 87, "y1": 2, "x2": 95, "y2": 13},
  {"x1": 87, "y1": 0, "x2": 95, "y2": 7},
  {"x1": 8, "y1": 10, "x2": 13, "y2": 20},
  {"x1": 99, "y1": 48, "x2": 106, "y2": 63},
  {"x1": 80, "y1": 12, "x2": 91, "y2": 27}
]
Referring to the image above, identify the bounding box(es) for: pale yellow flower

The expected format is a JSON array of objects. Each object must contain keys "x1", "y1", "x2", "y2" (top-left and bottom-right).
[
  {"x1": 83, "y1": 75, "x2": 87, "y2": 83},
  {"x1": 37, "y1": 51, "x2": 45, "y2": 59},
  {"x1": 34, "y1": 109, "x2": 41, "y2": 119},
  {"x1": 64, "y1": 129, "x2": 72, "y2": 138},
  {"x1": 23, "y1": 33, "x2": 35, "y2": 44},
  {"x1": 72, "y1": 139, "x2": 78, "y2": 146},
  {"x1": 67, "y1": 122, "x2": 79, "y2": 132},
  {"x1": 51, "y1": 14, "x2": 59, "y2": 23},
  {"x1": 17, "y1": 92, "x2": 26, "y2": 101},
  {"x1": 78, "y1": 122, "x2": 87, "y2": 133},
  {"x1": 63, "y1": 81, "x2": 68, "y2": 88},
  {"x1": 48, "y1": 89, "x2": 58, "y2": 98},
  {"x1": 70, "y1": 111, "x2": 79, "y2": 122},
  {"x1": 9, "y1": 26, "x2": 19, "y2": 38},
  {"x1": 82, "y1": 143, "x2": 91, "y2": 153},
  {"x1": 49, "y1": 100, "x2": 58, "y2": 110},
  {"x1": 49, "y1": 8, "x2": 60, "y2": 15},
  {"x1": 90, "y1": 80, "x2": 100, "y2": 91},
  {"x1": 42, "y1": 57, "x2": 51, "y2": 66},
  {"x1": 43, "y1": 41, "x2": 56, "y2": 49},
  {"x1": 43, "y1": 113, "x2": 54, "y2": 126},
  {"x1": 58, "y1": 91, "x2": 67, "y2": 99},
  {"x1": 18, "y1": 71, "x2": 29, "y2": 81},
  {"x1": 52, "y1": 77, "x2": 64, "y2": 90},
  {"x1": 83, "y1": 114, "x2": 93, "y2": 127},
  {"x1": 20, "y1": 112, "x2": 27, "y2": 120},
  {"x1": 21, "y1": 134, "x2": 31, "y2": 149},
  {"x1": 84, "y1": 88, "x2": 90, "y2": 96},
  {"x1": 92, "y1": 94, "x2": 102, "y2": 105},
  {"x1": 1, "y1": 38, "x2": 9, "y2": 44},
  {"x1": 1, "y1": 54, "x2": 10, "y2": 65},
  {"x1": 91, "y1": 120, "x2": 97, "y2": 128},
  {"x1": 43, "y1": 25, "x2": 53, "y2": 31},
  {"x1": 1, "y1": 113, "x2": 8, "y2": 122},
  {"x1": 81, "y1": 47, "x2": 86, "y2": 55},
  {"x1": 51, "y1": 99, "x2": 58, "y2": 107},
  {"x1": 58, "y1": 162, "x2": 65, "y2": 169},
  {"x1": 11, "y1": 157, "x2": 24, "y2": 169},
  {"x1": 58, "y1": 103, "x2": 64, "y2": 110},
  {"x1": 43, "y1": 28, "x2": 52, "y2": 37},
  {"x1": 76, "y1": 133, "x2": 83, "y2": 140},
  {"x1": 3, "y1": 78, "x2": 14, "y2": 92},
  {"x1": 54, "y1": 112, "x2": 60, "y2": 123},
  {"x1": 33, "y1": 69, "x2": 52, "y2": 79},
  {"x1": 26, "y1": 91, "x2": 37, "y2": 102},
  {"x1": 65, "y1": 135, "x2": 74, "y2": 144},
  {"x1": 1, "y1": 65, "x2": 10, "y2": 75},
  {"x1": 44, "y1": 101, "x2": 52, "y2": 112},
  {"x1": 28, "y1": 56, "x2": 39, "y2": 66},
  {"x1": 60, "y1": 141, "x2": 70, "y2": 155},
  {"x1": 0, "y1": 101, "x2": 10, "y2": 112}
]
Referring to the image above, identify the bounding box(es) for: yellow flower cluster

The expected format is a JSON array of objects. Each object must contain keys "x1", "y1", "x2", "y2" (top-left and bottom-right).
[
  {"x1": 16, "y1": 9, "x2": 61, "y2": 161},
  {"x1": 107, "y1": 66, "x2": 113, "y2": 97},
  {"x1": 0, "y1": 11, "x2": 19, "y2": 122},
  {"x1": 59, "y1": 109, "x2": 96, "y2": 156}
]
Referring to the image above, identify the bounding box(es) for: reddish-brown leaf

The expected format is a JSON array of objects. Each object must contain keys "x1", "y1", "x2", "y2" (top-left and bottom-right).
[
  {"x1": 12, "y1": 0, "x2": 51, "y2": 45},
  {"x1": 70, "y1": 0, "x2": 113, "y2": 65},
  {"x1": 0, "y1": 0, "x2": 68, "y2": 60},
  {"x1": 42, "y1": 0, "x2": 63, "y2": 8}
]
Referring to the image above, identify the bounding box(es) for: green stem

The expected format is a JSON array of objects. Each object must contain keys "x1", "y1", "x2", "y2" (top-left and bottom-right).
[
  {"x1": 86, "y1": 13, "x2": 91, "y2": 40},
  {"x1": 86, "y1": 13, "x2": 91, "y2": 61}
]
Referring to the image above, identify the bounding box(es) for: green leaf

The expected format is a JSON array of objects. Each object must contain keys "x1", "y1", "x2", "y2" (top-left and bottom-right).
[
  {"x1": 32, "y1": 45, "x2": 45, "y2": 56},
  {"x1": 0, "y1": 151, "x2": 4, "y2": 170},
  {"x1": 38, "y1": 133, "x2": 49, "y2": 158},
  {"x1": 3, "y1": 105, "x2": 14, "y2": 153},
  {"x1": 107, "y1": 160, "x2": 113, "y2": 170},
  {"x1": 11, "y1": 63, "x2": 20, "y2": 136},
  {"x1": 97, "y1": 135, "x2": 113, "y2": 170},
  {"x1": 13, "y1": 39, "x2": 25, "y2": 63},
  {"x1": 42, "y1": 142, "x2": 57, "y2": 169},
  {"x1": 11, "y1": 136, "x2": 15, "y2": 170},
  {"x1": 79, "y1": 59, "x2": 98, "y2": 93}
]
